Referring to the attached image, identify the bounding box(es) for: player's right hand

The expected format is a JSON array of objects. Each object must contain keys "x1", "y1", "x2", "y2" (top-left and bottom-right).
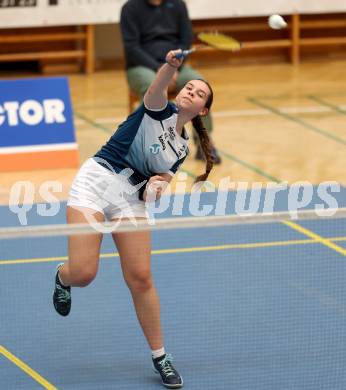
[{"x1": 166, "y1": 50, "x2": 184, "y2": 68}]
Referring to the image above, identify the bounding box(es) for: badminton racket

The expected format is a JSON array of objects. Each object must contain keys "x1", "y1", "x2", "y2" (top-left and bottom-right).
[{"x1": 175, "y1": 32, "x2": 242, "y2": 59}]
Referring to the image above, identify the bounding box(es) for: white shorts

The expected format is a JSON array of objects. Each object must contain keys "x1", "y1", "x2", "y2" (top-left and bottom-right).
[{"x1": 67, "y1": 158, "x2": 148, "y2": 220}]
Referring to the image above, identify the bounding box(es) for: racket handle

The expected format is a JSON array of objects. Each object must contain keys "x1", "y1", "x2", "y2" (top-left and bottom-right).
[{"x1": 175, "y1": 48, "x2": 195, "y2": 59}]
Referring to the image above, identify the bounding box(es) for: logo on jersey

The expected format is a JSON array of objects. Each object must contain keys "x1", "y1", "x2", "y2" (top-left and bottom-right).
[
  {"x1": 167, "y1": 126, "x2": 176, "y2": 140},
  {"x1": 150, "y1": 143, "x2": 161, "y2": 155}
]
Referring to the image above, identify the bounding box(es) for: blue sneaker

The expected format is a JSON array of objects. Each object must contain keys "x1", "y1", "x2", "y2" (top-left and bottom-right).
[
  {"x1": 53, "y1": 263, "x2": 71, "y2": 316},
  {"x1": 153, "y1": 354, "x2": 183, "y2": 388}
]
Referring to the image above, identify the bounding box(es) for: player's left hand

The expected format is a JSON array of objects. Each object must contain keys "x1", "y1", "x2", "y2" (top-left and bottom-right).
[{"x1": 143, "y1": 175, "x2": 169, "y2": 202}]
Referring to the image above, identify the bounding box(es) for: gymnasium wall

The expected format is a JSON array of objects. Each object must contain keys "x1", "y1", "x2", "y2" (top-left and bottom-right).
[
  {"x1": 1, "y1": 1, "x2": 346, "y2": 65},
  {"x1": 1, "y1": 0, "x2": 346, "y2": 28}
]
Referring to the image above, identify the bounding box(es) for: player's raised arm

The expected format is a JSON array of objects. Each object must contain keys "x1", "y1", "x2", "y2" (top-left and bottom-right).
[{"x1": 143, "y1": 50, "x2": 184, "y2": 110}]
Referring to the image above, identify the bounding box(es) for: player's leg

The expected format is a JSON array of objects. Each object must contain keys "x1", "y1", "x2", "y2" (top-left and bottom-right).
[
  {"x1": 53, "y1": 206, "x2": 104, "y2": 316},
  {"x1": 60, "y1": 206, "x2": 104, "y2": 286},
  {"x1": 112, "y1": 227, "x2": 183, "y2": 388},
  {"x1": 112, "y1": 228, "x2": 163, "y2": 349}
]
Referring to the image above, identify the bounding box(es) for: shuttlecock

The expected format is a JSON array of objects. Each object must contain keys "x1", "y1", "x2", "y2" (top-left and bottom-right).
[{"x1": 268, "y1": 14, "x2": 287, "y2": 30}]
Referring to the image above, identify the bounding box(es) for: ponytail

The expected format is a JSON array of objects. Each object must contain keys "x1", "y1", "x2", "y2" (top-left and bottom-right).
[{"x1": 192, "y1": 115, "x2": 214, "y2": 183}]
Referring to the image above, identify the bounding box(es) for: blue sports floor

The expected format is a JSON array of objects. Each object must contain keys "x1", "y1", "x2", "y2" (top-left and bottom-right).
[{"x1": 1, "y1": 190, "x2": 346, "y2": 390}]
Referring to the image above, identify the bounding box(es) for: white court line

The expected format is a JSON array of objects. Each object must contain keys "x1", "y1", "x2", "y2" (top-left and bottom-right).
[
  {"x1": 74, "y1": 117, "x2": 123, "y2": 126},
  {"x1": 0, "y1": 143, "x2": 78, "y2": 154},
  {"x1": 213, "y1": 109, "x2": 269, "y2": 117},
  {"x1": 74, "y1": 104, "x2": 345, "y2": 126},
  {"x1": 280, "y1": 106, "x2": 331, "y2": 114},
  {"x1": 214, "y1": 105, "x2": 338, "y2": 116}
]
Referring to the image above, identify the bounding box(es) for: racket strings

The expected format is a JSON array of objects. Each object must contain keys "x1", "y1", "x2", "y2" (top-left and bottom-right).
[{"x1": 197, "y1": 32, "x2": 241, "y2": 51}]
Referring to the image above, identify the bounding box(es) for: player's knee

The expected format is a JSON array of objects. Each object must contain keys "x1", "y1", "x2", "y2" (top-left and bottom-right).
[
  {"x1": 126, "y1": 271, "x2": 153, "y2": 293},
  {"x1": 71, "y1": 267, "x2": 97, "y2": 287}
]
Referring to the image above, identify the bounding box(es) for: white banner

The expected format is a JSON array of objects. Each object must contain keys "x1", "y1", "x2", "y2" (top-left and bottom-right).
[
  {"x1": 0, "y1": 0, "x2": 126, "y2": 28},
  {"x1": 0, "y1": 0, "x2": 345, "y2": 28},
  {"x1": 186, "y1": 0, "x2": 294, "y2": 19},
  {"x1": 296, "y1": 0, "x2": 346, "y2": 14}
]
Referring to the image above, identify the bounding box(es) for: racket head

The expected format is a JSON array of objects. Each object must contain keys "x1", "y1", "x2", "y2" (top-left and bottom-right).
[{"x1": 197, "y1": 32, "x2": 241, "y2": 51}]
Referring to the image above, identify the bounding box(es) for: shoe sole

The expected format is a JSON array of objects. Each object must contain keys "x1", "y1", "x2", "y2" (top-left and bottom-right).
[
  {"x1": 53, "y1": 297, "x2": 70, "y2": 316},
  {"x1": 153, "y1": 367, "x2": 184, "y2": 389}
]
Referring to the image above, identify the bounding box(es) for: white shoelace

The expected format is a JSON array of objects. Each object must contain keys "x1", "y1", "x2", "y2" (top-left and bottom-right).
[{"x1": 158, "y1": 354, "x2": 176, "y2": 377}]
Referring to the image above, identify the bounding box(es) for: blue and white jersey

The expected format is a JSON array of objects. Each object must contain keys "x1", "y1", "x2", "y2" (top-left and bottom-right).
[{"x1": 94, "y1": 102, "x2": 189, "y2": 185}]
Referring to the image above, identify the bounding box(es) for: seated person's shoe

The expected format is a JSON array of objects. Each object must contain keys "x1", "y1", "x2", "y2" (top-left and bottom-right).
[
  {"x1": 212, "y1": 147, "x2": 222, "y2": 164},
  {"x1": 195, "y1": 145, "x2": 205, "y2": 161}
]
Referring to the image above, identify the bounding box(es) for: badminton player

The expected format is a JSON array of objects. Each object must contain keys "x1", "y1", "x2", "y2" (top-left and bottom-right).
[{"x1": 53, "y1": 49, "x2": 214, "y2": 389}]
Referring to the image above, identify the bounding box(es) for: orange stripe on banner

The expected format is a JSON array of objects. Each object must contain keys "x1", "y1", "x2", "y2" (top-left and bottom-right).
[{"x1": 0, "y1": 150, "x2": 79, "y2": 171}]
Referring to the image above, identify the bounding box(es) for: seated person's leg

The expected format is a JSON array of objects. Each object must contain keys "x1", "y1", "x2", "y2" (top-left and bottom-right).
[{"x1": 126, "y1": 66, "x2": 156, "y2": 98}]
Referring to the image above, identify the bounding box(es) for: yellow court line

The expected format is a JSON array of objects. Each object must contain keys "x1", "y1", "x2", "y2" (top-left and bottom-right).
[
  {"x1": 0, "y1": 255, "x2": 68, "y2": 265},
  {"x1": 0, "y1": 345, "x2": 57, "y2": 390},
  {"x1": 0, "y1": 236, "x2": 345, "y2": 266},
  {"x1": 333, "y1": 236, "x2": 346, "y2": 242},
  {"x1": 282, "y1": 221, "x2": 346, "y2": 257},
  {"x1": 0, "y1": 238, "x2": 325, "y2": 265},
  {"x1": 150, "y1": 240, "x2": 314, "y2": 254}
]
